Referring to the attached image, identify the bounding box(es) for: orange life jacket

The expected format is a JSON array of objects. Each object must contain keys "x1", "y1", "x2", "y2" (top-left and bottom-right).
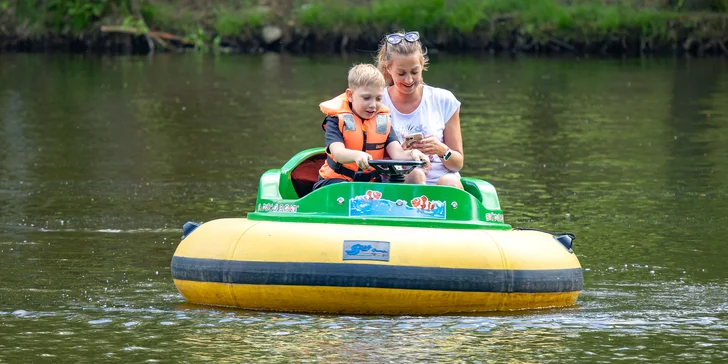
[{"x1": 318, "y1": 93, "x2": 391, "y2": 181}]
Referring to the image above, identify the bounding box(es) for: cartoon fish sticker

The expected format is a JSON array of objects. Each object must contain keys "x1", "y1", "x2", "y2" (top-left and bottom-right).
[
  {"x1": 363, "y1": 190, "x2": 382, "y2": 200},
  {"x1": 411, "y1": 195, "x2": 436, "y2": 210}
]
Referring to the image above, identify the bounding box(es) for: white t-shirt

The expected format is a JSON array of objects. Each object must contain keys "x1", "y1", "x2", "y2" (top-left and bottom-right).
[{"x1": 382, "y1": 84, "x2": 462, "y2": 185}]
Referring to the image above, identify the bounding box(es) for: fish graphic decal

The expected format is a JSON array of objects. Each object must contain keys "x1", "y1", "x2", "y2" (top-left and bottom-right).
[
  {"x1": 411, "y1": 195, "x2": 436, "y2": 211},
  {"x1": 349, "y1": 191, "x2": 446, "y2": 219},
  {"x1": 359, "y1": 190, "x2": 382, "y2": 200}
]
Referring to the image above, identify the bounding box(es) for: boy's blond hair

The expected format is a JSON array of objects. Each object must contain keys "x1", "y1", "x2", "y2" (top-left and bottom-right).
[{"x1": 348, "y1": 63, "x2": 386, "y2": 89}]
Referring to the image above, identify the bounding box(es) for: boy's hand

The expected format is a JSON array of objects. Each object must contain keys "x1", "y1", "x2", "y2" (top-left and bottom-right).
[
  {"x1": 403, "y1": 138, "x2": 416, "y2": 150},
  {"x1": 354, "y1": 151, "x2": 373, "y2": 170},
  {"x1": 410, "y1": 149, "x2": 431, "y2": 170}
]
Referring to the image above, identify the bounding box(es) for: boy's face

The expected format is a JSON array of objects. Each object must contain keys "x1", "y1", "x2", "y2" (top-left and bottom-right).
[{"x1": 346, "y1": 86, "x2": 384, "y2": 120}]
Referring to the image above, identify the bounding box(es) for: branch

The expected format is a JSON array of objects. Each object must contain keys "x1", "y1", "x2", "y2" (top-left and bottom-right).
[
  {"x1": 131, "y1": 0, "x2": 154, "y2": 55},
  {"x1": 147, "y1": 31, "x2": 190, "y2": 43},
  {"x1": 549, "y1": 37, "x2": 577, "y2": 53},
  {"x1": 100, "y1": 26, "x2": 192, "y2": 46},
  {"x1": 719, "y1": 38, "x2": 728, "y2": 56},
  {"x1": 100, "y1": 25, "x2": 140, "y2": 34},
  {"x1": 148, "y1": 34, "x2": 171, "y2": 51}
]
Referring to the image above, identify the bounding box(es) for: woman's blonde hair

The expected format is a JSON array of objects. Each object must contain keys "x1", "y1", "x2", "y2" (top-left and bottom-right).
[{"x1": 375, "y1": 30, "x2": 429, "y2": 86}]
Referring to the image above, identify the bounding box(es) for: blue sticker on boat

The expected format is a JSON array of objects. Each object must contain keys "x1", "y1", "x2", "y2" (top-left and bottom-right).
[
  {"x1": 343, "y1": 240, "x2": 390, "y2": 261},
  {"x1": 348, "y1": 190, "x2": 446, "y2": 219}
]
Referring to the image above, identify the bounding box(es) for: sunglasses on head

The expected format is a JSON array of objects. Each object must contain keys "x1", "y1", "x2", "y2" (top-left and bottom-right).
[{"x1": 385, "y1": 31, "x2": 420, "y2": 45}]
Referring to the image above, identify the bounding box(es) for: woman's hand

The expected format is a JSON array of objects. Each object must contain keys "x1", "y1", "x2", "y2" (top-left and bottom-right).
[
  {"x1": 410, "y1": 149, "x2": 431, "y2": 170},
  {"x1": 411, "y1": 134, "x2": 447, "y2": 157}
]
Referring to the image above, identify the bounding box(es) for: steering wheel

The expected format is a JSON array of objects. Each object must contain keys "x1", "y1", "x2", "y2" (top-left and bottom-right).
[{"x1": 367, "y1": 160, "x2": 427, "y2": 183}]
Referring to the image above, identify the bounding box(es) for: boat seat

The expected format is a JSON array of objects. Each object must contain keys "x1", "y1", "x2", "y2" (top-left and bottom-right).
[
  {"x1": 461, "y1": 177, "x2": 502, "y2": 211},
  {"x1": 461, "y1": 178, "x2": 484, "y2": 202},
  {"x1": 290, "y1": 153, "x2": 327, "y2": 198}
]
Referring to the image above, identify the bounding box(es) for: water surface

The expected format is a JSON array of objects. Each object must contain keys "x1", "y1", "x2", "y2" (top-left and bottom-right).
[{"x1": 1, "y1": 53, "x2": 727, "y2": 362}]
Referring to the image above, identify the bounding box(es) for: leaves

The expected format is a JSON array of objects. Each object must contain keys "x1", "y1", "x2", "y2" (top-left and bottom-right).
[{"x1": 47, "y1": 0, "x2": 111, "y2": 32}]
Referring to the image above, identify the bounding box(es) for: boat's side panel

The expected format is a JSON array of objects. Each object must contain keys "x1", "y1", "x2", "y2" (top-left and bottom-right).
[
  {"x1": 172, "y1": 218, "x2": 259, "y2": 305},
  {"x1": 173, "y1": 218, "x2": 260, "y2": 260},
  {"x1": 173, "y1": 280, "x2": 239, "y2": 308},
  {"x1": 486, "y1": 230, "x2": 582, "y2": 270},
  {"x1": 233, "y1": 221, "x2": 506, "y2": 270},
  {"x1": 170, "y1": 218, "x2": 583, "y2": 314},
  {"x1": 172, "y1": 280, "x2": 580, "y2": 315}
]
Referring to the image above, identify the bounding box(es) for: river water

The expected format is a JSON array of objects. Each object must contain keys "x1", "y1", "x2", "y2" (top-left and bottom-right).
[{"x1": 1, "y1": 52, "x2": 727, "y2": 362}]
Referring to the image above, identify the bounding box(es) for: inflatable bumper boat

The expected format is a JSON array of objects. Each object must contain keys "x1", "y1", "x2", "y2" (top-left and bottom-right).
[{"x1": 171, "y1": 148, "x2": 583, "y2": 315}]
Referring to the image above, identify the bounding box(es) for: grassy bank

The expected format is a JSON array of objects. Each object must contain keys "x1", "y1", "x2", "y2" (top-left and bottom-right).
[{"x1": 1, "y1": 0, "x2": 727, "y2": 56}]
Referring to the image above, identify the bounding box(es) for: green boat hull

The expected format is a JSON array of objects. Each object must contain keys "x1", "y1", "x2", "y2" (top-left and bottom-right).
[{"x1": 248, "y1": 147, "x2": 511, "y2": 230}]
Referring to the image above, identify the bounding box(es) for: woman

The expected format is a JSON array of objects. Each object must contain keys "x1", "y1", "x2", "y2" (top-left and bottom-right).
[{"x1": 375, "y1": 30, "x2": 464, "y2": 189}]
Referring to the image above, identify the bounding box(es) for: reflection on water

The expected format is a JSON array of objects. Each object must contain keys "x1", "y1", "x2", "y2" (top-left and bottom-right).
[
  {"x1": 1, "y1": 53, "x2": 727, "y2": 362},
  {"x1": 2, "y1": 278, "x2": 726, "y2": 362}
]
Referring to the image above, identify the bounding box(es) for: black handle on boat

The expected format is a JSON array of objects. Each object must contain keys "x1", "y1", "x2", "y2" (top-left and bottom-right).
[
  {"x1": 368, "y1": 160, "x2": 427, "y2": 183},
  {"x1": 513, "y1": 227, "x2": 576, "y2": 254}
]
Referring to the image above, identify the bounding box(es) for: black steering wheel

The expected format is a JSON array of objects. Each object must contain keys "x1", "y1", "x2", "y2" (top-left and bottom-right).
[{"x1": 367, "y1": 160, "x2": 427, "y2": 183}]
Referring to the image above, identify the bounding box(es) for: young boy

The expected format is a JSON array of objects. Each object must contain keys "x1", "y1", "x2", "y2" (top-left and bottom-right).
[{"x1": 313, "y1": 63, "x2": 429, "y2": 190}]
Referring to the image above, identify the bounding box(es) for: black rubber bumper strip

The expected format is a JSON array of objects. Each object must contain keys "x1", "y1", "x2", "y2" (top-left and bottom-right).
[{"x1": 171, "y1": 256, "x2": 583, "y2": 293}]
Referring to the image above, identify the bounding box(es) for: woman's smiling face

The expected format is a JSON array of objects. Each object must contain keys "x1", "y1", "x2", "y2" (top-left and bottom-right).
[{"x1": 387, "y1": 53, "x2": 423, "y2": 95}]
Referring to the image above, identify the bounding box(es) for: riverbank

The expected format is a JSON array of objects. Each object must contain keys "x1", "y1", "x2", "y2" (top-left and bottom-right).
[{"x1": 1, "y1": 0, "x2": 727, "y2": 56}]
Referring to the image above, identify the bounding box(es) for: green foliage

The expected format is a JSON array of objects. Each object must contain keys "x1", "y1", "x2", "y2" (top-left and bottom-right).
[
  {"x1": 215, "y1": 12, "x2": 246, "y2": 35},
  {"x1": 139, "y1": 2, "x2": 159, "y2": 24},
  {"x1": 47, "y1": 0, "x2": 109, "y2": 32},
  {"x1": 670, "y1": 0, "x2": 726, "y2": 11},
  {"x1": 186, "y1": 25, "x2": 209, "y2": 51},
  {"x1": 122, "y1": 15, "x2": 149, "y2": 34},
  {"x1": 294, "y1": 0, "x2": 685, "y2": 38},
  {"x1": 246, "y1": 8, "x2": 268, "y2": 28},
  {"x1": 214, "y1": 5, "x2": 268, "y2": 35},
  {"x1": 297, "y1": 1, "x2": 350, "y2": 30},
  {"x1": 1, "y1": 0, "x2": 724, "y2": 50},
  {"x1": 370, "y1": 0, "x2": 443, "y2": 31},
  {"x1": 141, "y1": 1, "x2": 203, "y2": 33},
  {"x1": 710, "y1": 0, "x2": 728, "y2": 11}
]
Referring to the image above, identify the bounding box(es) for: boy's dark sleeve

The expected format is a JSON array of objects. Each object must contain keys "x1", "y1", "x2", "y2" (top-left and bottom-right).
[
  {"x1": 323, "y1": 116, "x2": 344, "y2": 153},
  {"x1": 385, "y1": 127, "x2": 401, "y2": 146}
]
